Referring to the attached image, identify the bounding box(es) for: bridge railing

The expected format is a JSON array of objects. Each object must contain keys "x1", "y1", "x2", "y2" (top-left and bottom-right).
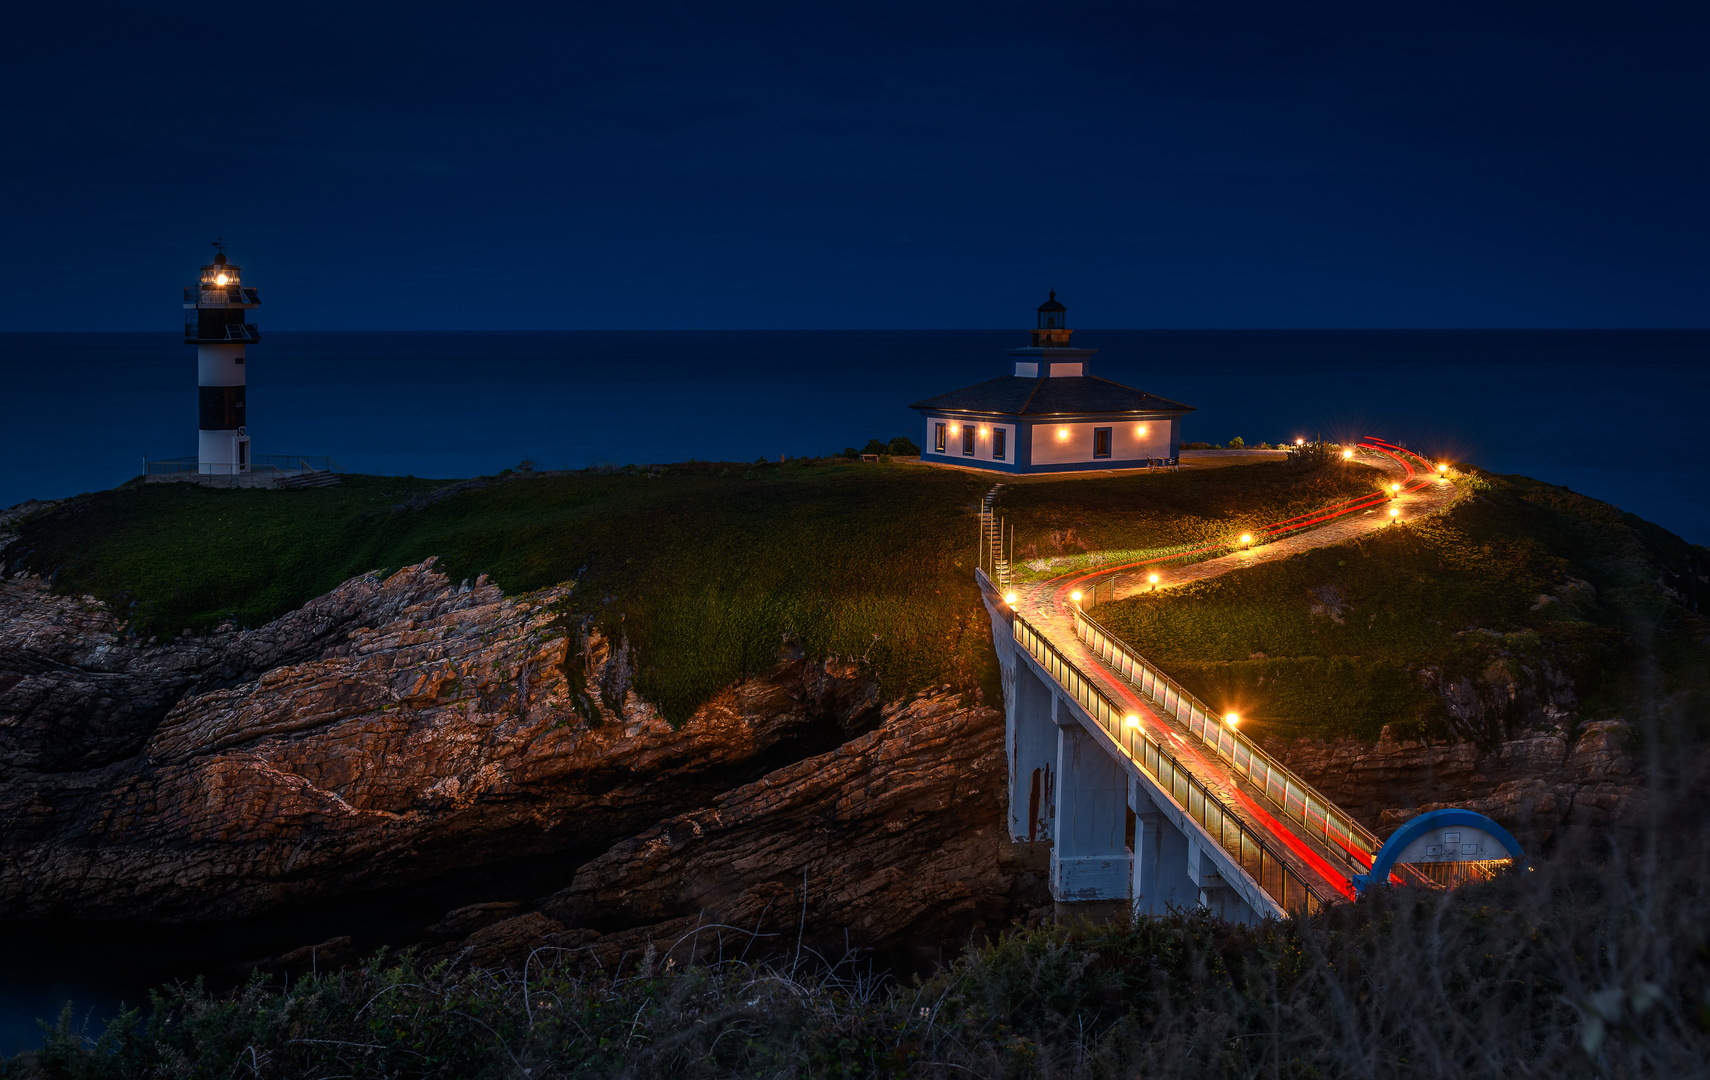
[
  {"x1": 1011, "y1": 613, "x2": 1335, "y2": 914},
  {"x1": 1072, "y1": 608, "x2": 1380, "y2": 875}
]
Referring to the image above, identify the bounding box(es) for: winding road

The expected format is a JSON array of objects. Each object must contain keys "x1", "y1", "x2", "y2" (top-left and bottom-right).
[{"x1": 1005, "y1": 439, "x2": 1462, "y2": 902}]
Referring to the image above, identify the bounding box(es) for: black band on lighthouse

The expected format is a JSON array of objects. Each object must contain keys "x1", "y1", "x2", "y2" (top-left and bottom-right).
[{"x1": 199, "y1": 385, "x2": 246, "y2": 430}]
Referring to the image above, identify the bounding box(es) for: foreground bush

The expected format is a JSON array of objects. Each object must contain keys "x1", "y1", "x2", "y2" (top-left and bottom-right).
[{"x1": 13, "y1": 789, "x2": 1708, "y2": 1079}]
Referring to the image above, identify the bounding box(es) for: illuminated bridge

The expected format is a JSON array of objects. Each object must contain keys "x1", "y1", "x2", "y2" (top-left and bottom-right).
[{"x1": 976, "y1": 439, "x2": 1524, "y2": 921}]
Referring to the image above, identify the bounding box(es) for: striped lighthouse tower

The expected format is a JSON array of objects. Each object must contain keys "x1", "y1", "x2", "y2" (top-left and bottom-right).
[{"x1": 183, "y1": 241, "x2": 260, "y2": 475}]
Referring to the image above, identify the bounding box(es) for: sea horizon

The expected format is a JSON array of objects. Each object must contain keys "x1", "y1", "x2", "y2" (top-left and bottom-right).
[{"x1": 3, "y1": 327, "x2": 1706, "y2": 544}]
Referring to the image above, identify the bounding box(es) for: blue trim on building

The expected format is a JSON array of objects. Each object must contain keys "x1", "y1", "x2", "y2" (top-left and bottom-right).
[{"x1": 1352, "y1": 808, "x2": 1526, "y2": 895}]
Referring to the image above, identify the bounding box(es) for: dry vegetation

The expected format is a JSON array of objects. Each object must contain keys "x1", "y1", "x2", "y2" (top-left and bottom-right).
[{"x1": 13, "y1": 750, "x2": 1707, "y2": 1078}]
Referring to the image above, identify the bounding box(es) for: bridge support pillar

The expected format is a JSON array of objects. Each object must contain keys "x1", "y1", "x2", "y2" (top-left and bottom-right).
[
  {"x1": 1007, "y1": 658, "x2": 1057, "y2": 843},
  {"x1": 1050, "y1": 698, "x2": 1131, "y2": 910},
  {"x1": 1129, "y1": 776, "x2": 1194, "y2": 916}
]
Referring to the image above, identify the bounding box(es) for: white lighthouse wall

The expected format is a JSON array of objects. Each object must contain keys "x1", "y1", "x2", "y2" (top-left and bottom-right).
[
  {"x1": 921, "y1": 416, "x2": 1016, "y2": 465},
  {"x1": 1030, "y1": 421, "x2": 1171, "y2": 466},
  {"x1": 198, "y1": 344, "x2": 247, "y2": 386},
  {"x1": 198, "y1": 431, "x2": 251, "y2": 472}
]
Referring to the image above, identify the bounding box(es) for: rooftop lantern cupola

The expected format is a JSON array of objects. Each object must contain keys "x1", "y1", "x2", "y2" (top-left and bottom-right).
[{"x1": 1031, "y1": 290, "x2": 1071, "y2": 347}]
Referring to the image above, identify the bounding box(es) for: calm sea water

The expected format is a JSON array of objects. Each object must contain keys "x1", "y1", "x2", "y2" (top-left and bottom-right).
[
  {"x1": 0, "y1": 328, "x2": 1705, "y2": 1050},
  {"x1": 1, "y1": 329, "x2": 1706, "y2": 542}
]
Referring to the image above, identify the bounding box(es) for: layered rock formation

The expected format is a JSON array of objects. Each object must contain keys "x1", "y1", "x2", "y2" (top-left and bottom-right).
[
  {"x1": 0, "y1": 560, "x2": 1039, "y2": 962},
  {"x1": 0, "y1": 550, "x2": 1666, "y2": 975},
  {"x1": 1263, "y1": 719, "x2": 1646, "y2": 849}
]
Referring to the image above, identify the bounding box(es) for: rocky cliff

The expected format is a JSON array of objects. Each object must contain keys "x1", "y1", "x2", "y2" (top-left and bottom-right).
[
  {"x1": 1263, "y1": 719, "x2": 1646, "y2": 850},
  {"x1": 0, "y1": 552, "x2": 1663, "y2": 974},
  {"x1": 0, "y1": 560, "x2": 1040, "y2": 964}
]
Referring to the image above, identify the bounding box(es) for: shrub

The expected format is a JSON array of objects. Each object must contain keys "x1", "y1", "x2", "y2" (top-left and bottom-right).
[
  {"x1": 1228, "y1": 436, "x2": 1245, "y2": 448},
  {"x1": 887, "y1": 436, "x2": 921, "y2": 457},
  {"x1": 841, "y1": 446, "x2": 861, "y2": 459},
  {"x1": 862, "y1": 438, "x2": 888, "y2": 456},
  {"x1": 1182, "y1": 441, "x2": 1214, "y2": 450}
]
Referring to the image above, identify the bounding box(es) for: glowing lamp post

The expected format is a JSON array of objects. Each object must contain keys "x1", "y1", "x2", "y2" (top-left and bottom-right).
[
  {"x1": 1390, "y1": 482, "x2": 1401, "y2": 493},
  {"x1": 1004, "y1": 591, "x2": 1017, "y2": 606},
  {"x1": 1342, "y1": 449, "x2": 1354, "y2": 460},
  {"x1": 1148, "y1": 573, "x2": 1160, "y2": 590},
  {"x1": 1224, "y1": 712, "x2": 1240, "y2": 727},
  {"x1": 1124, "y1": 714, "x2": 1139, "y2": 728},
  {"x1": 1295, "y1": 438, "x2": 1304, "y2": 446},
  {"x1": 1239, "y1": 533, "x2": 1252, "y2": 547},
  {"x1": 1070, "y1": 590, "x2": 1083, "y2": 606},
  {"x1": 1389, "y1": 507, "x2": 1401, "y2": 522}
]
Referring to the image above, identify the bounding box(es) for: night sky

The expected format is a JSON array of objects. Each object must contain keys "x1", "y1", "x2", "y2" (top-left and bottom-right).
[{"x1": 3, "y1": 2, "x2": 1706, "y2": 331}]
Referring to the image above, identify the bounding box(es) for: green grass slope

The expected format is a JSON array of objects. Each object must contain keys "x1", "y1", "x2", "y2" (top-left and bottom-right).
[
  {"x1": 6, "y1": 458, "x2": 1428, "y2": 727},
  {"x1": 1086, "y1": 471, "x2": 1710, "y2": 742},
  {"x1": 997, "y1": 458, "x2": 1386, "y2": 580}
]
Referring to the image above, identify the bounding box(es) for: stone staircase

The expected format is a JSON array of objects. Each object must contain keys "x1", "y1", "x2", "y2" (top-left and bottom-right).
[{"x1": 275, "y1": 470, "x2": 341, "y2": 490}]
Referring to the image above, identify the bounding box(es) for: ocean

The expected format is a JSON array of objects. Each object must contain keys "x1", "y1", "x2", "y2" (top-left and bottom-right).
[{"x1": 1, "y1": 329, "x2": 1705, "y2": 543}]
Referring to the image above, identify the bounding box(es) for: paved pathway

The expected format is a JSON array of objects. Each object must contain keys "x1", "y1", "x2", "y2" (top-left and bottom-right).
[{"x1": 1004, "y1": 444, "x2": 1464, "y2": 902}]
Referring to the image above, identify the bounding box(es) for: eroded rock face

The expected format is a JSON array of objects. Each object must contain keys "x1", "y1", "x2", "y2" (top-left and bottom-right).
[
  {"x1": 1261, "y1": 719, "x2": 1647, "y2": 849},
  {"x1": 537, "y1": 687, "x2": 1031, "y2": 960},
  {"x1": 0, "y1": 561, "x2": 905, "y2": 924}
]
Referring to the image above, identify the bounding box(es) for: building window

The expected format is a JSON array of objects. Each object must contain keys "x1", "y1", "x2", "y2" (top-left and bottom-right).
[
  {"x1": 993, "y1": 428, "x2": 1006, "y2": 460},
  {"x1": 934, "y1": 423, "x2": 946, "y2": 453},
  {"x1": 1093, "y1": 427, "x2": 1112, "y2": 458},
  {"x1": 962, "y1": 425, "x2": 976, "y2": 456}
]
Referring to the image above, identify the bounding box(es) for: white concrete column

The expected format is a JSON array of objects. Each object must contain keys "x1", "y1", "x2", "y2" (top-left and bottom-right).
[
  {"x1": 1130, "y1": 776, "x2": 1194, "y2": 915},
  {"x1": 1007, "y1": 662, "x2": 1058, "y2": 843},
  {"x1": 1050, "y1": 701, "x2": 1131, "y2": 901}
]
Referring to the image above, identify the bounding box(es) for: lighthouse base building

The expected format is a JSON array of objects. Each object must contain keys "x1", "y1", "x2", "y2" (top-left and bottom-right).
[{"x1": 910, "y1": 293, "x2": 1193, "y2": 474}]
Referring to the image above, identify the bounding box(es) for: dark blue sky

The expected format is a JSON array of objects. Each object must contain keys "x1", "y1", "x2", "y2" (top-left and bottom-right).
[{"x1": 3, "y1": 1, "x2": 1705, "y2": 330}]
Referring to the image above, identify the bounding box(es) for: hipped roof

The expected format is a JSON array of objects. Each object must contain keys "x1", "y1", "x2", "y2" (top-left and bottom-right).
[{"x1": 909, "y1": 375, "x2": 1194, "y2": 417}]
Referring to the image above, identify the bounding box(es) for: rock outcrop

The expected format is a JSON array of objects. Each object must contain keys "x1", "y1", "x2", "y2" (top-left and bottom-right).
[
  {"x1": 2, "y1": 559, "x2": 1043, "y2": 970},
  {"x1": 1262, "y1": 719, "x2": 1647, "y2": 849}
]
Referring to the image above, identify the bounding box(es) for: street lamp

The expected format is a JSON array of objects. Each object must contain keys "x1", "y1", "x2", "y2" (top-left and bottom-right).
[
  {"x1": 1070, "y1": 590, "x2": 1083, "y2": 605},
  {"x1": 1225, "y1": 712, "x2": 1240, "y2": 727}
]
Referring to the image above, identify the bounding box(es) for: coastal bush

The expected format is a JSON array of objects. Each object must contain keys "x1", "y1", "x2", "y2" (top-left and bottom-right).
[
  {"x1": 887, "y1": 436, "x2": 921, "y2": 456},
  {"x1": 1228, "y1": 436, "x2": 1245, "y2": 448},
  {"x1": 15, "y1": 782, "x2": 1710, "y2": 1078}
]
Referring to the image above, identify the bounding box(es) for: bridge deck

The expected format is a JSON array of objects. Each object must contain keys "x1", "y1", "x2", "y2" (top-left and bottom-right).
[
  {"x1": 1023, "y1": 601, "x2": 1356, "y2": 903},
  {"x1": 1006, "y1": 440, "x2": 1461, "y2": 910}
]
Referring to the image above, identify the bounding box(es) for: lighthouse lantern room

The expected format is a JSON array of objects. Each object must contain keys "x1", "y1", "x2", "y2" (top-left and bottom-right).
[{"x1": 183, "y1": 242, "x2": 260, "y2": 475}]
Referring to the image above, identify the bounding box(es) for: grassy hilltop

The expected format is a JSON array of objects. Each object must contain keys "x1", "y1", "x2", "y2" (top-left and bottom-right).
[
  {"x1": 1079, "y1": 471, "x2": 1710, "y2": 743},
  {"x1": 6, "y1": 457, "x2": 1705, "y2": 732}
]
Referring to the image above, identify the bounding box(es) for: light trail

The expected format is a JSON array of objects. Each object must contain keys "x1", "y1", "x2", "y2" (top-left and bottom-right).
[{"x1": 1013, "y1": 439, "x2": 1442, "y2": 902}]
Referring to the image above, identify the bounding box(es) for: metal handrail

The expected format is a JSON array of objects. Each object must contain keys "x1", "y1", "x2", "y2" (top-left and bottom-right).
[
  {"x1": 142, "y1": 454, "x2": 342, "y2": 477},
  {"x1": 1073, "y1": 607, "x2": 1380, "y2": 873},
  {"x1": 1010, "y1": 611, "x2": 1335, "y2": 914}
]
